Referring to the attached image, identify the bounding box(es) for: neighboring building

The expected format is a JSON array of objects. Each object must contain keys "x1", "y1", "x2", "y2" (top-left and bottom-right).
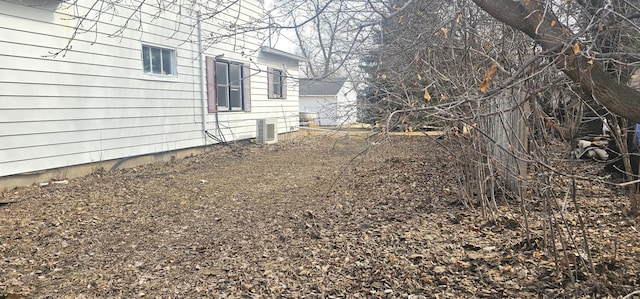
[
  {"x1": 0, "y1": 0, "x2": 304, "y2": 185},
  {"x1": 299, "y1": 78, "x2": 357, "y2": 126}
]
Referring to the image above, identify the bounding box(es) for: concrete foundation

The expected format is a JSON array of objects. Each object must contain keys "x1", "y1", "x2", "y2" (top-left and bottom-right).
[{"x1": 0, "y1": 147, "x2": 207, "y2": 189}]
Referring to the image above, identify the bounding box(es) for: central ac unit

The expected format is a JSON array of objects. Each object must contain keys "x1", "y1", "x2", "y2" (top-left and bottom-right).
[{"x1": 256, "y1": 118, "x2": 278, "y2": 144}]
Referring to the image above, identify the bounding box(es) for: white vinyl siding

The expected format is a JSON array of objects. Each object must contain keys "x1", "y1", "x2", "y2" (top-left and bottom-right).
[{"x1": 0, "y1": 0, "x2": 301, "y2": 178}]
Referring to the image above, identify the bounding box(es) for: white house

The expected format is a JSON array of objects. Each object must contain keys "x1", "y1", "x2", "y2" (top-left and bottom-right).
[
  {"x1": 0, "y1": 0, "x2": 304, "y2": 186},
  {"x1": 299, "y1": 78, "x2": 358, "y2": 126}
]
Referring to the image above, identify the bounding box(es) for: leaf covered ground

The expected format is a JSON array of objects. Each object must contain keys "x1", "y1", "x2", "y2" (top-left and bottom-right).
[{"x1": 1, "y1": 130, "x2": 639, "y2": 298}]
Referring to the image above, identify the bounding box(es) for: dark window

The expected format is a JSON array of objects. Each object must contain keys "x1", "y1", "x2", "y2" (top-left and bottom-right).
[
  {"x1": 272, "y1": 69, "x2": 283, "y2": 98},
  {"x1": 206, "y1": 57, "x2": 251, "y2": 112},
  {"x1": 216, "y1": 61, "x2": 244, "y2": 110},
  {"x1": 268, "y1": 67, "x2": 286, "y2": 99}
]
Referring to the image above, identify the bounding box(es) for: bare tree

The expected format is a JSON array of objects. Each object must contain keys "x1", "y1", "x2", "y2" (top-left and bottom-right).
[
  {"x1": 270, "y1": 0, "x2": 375, "y2": 79},
  {"x1": 473, "y1": 0, "x2": 640, "y2": 123},
  {"x1": 49, "y1": 0, "x2": 273, "y2": 58},
  {"x1": 54, "y1": 0, "x2": 640, "y2": 122}
]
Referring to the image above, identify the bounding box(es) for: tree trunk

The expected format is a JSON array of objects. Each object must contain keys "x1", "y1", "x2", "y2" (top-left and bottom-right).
[
  {"x1": 481, "y1": 88, "x2": 530, "y2": 193},
  {"x1": 472, "y1": 0, "x2": 640, "y2": 123}
]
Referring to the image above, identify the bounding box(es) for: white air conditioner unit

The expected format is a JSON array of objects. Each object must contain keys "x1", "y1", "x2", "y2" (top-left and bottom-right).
[{"x1": 256, "y1": 118, "x2": 278, "y2": 144}]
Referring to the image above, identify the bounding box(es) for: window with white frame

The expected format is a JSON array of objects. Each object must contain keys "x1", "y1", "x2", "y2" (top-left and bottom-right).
[{"x1": 142, "y1": 45, "x2": 176, "y2": 76}]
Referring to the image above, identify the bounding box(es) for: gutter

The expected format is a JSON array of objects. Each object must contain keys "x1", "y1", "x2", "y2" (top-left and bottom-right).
[{"x1": 260, "y1": 46, "x2": 308, "y2": 61}]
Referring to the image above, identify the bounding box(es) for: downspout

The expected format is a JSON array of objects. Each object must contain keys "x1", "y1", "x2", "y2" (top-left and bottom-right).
[
  {"x1": 197, "y1": 11, "x2": 207, "y2": 145},
  {"x1": 334, "y1": 95, "x2": 339, "y2": 124}
]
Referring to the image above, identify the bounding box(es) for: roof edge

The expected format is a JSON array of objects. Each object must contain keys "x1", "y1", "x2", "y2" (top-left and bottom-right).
[{"x1": 260, "y1": 47, "x2": 307, "y2": 61}]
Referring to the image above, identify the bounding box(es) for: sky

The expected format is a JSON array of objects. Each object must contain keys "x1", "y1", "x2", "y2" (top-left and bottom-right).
[{"x1": 262, "y1": 0, "x2": 301, "y2": 53}]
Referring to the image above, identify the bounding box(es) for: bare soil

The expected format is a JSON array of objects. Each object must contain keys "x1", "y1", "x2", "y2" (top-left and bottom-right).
[{"x1": 1, "y1": 130, "x2": 638, "y2": 298}]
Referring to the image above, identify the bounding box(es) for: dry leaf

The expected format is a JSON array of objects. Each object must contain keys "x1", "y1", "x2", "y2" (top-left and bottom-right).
[
  {"x1": 441, "y1": 27, "x2": 448, "y2": 39},
  {"x1": 551, "y1": 20, "x2": 557, "y2": 27},
  {"x1": 424, "y1": 89, "x2": 431, "y2": 101},
  {"x1": 480, "y1": 64, "x2": 498, "y2": 93},
  {"x1": 502, "y1": 264, "x2": 512, "y2": 273},
  {"x1": 1, "y1": 117, "x2": 637, "y2": 298},
  {"x1": 533, "y1": 251, "x2": 542, "y2": 259},
  {"x1": 409, "y1": 253, "x2": 425, "y2": 259},
  {"x1": 388, "y1": 253, "x2": 396, "y2": 263},
  {"x1": 573, "y1": 42, "x2": 580, "y2": 54}
]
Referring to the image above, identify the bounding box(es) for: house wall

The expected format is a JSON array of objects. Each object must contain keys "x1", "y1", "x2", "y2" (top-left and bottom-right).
[
  {"x1": 336, "y1": 80, "x2": 358, "y2": 125},
  {"x1": 213, "y1": 51, "x2": 300, "y2": 141},
  {"x1": 299, "y1": 96, "x2": 338, "y2": 126},
  {"x1": 0, "y1": 0, "x2": 299, "y2": 179},
  {"x1": 299, "y1": 81, "x2": 357, "y2": 126}
]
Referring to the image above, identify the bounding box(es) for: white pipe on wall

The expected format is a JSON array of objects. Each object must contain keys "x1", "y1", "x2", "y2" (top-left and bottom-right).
[{"x1": 197, "y1": 11, "x2": 207, "y2": 145}]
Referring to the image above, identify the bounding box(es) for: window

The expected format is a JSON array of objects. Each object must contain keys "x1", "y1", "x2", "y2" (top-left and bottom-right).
[
  {"x1": 217, "y1": 61, "x2": 243, "y2": 110},
  {"x1": 205, "y1": 56, "x2": 251, "y2": 112},
  {"x1": 142, "y1": 45, "x2": 176, "y2": 76},
  {"x1": 271, "y1": 69, "x2": 283, "y2": 98},
  {"x1": 268, "y1": 67, "x2": 287, "y2": 99}
]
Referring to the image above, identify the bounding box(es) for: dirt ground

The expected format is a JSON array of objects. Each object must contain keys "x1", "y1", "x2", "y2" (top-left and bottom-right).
[{"x1": 1, "y1": 129, "x2": 638, "y2": 298}]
